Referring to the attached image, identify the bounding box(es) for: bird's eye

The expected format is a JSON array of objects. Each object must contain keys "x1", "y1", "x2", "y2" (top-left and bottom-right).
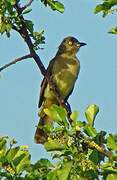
[{"x1": 68, "y1": 41, "x2": 72, "y2": 45}]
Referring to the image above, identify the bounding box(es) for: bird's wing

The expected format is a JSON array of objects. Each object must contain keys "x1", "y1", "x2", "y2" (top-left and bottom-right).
[
  {"x1": 38, "y1": 58, "x2": 55, "y2": 108},
  {"x1": 38, "y1": 77, "x2": 47, "y2": 108}
]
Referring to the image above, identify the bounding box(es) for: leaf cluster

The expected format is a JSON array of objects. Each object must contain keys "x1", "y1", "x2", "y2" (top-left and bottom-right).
[
  {"x1": 40, "y1": 0, "x2": 64, "y2": 13},
  {"x1": 0, "y1": 0, "x2": 45, "y2": 49},
  {"x1": 0, "y1": 0, "x2": 64, "y2": 39},
  {"x1": 94, "y1": 0, "x2": 117, "y2": 34},
  {"x1": 34, "y1": 105, "x2": 117, "y2": 179},
  {"x1": 1, "y1": 105, "x2": 117, "y2": 179}
]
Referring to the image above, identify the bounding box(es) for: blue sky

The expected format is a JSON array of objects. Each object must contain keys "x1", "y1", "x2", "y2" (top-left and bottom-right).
[{"x1": 0, "y1": 0, "x2": 117, "y2": 163}]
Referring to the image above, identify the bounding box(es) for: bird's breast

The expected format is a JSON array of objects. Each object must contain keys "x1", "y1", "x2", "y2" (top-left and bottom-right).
[{"x1": 52, "y1": 55, "x2": 80, "y2": 99}]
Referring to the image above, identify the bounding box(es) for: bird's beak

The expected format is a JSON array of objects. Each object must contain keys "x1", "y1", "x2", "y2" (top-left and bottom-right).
[{"x1": 79, "y1": 42, "x2": 87, "y2": 47}]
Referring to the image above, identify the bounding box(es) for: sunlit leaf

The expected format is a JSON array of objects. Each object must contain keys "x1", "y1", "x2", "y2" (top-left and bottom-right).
[
  {"x1": 85, "y1": 104, "x2": 99, "y2": 127},
  {"x1": 23, "y1": 9, "x2": 32, "y2": 15},
  {"x1": 57, "y1": 161, "x2": 73, "y2": 179},
  {"x1": 94, "y1": 4, "x2": 104, "y2": 14},
  {"x1": 107, "y1": 174, "x2": 117, "y2": 180},
  {"x1": 6, "y1": 147, "x2": 20, "y2": 163},
  {"x1": 33, "y1": 158, "x2": 54, "y2": 169},
  {"x1": 102, "y1": 162, "x2": 117, "y2": 173},
  {"x1": 84, "y1": 125, "x2": 97, "y2": 137},
  {"x1": 44, "y1": 140, "x2": 65, "y2": 151},
  {"x1": 108, "y1": 27, "x2": 117, "y2": 34},
  {"x1": 25, "y1": 20, "x2": 34, "y2": 34},
  {"x1": 70, "y1": 110, "x2": 78, "y2": 124},
  {"x1": 47, "y1": 0, "x2": 64, "y2": 13},
  {"x1": 44, "y1": 104, "x2": 68, "y2": 128},
  {"x1": 47, "y1": 171, "x2": 57, "y2": 180},
  {"x1": 107, "y1": 134, "x2": 117, "y2": 151},
  {"x1": 0, "y1": 138, "x2": 6, "y2": 156}
]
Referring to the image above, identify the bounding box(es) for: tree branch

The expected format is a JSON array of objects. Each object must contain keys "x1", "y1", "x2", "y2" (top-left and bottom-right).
[
  {"x1": 20, "y1": 0, "x2": 34, "y2": 12},
  {"x1": 14, "y1": 3, "x2": 46, "y2": 76},
  {"x1": 0, "y1": 54, "x2": 31, "y2": 72},
  {"x1": 76, "y1": 131, "x2": 114, "y2": 160},
  {"x1": 13, "y1": 2, "x2": 72, "y2": 122},
  {"x1": 104, "y1": 8, "x2": 117, "y2": 16}
]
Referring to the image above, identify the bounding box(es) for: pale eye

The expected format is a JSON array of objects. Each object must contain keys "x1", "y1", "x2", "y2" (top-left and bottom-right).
[{"x1": 68, "y1": 41, "x2": 72, "y2": 45}]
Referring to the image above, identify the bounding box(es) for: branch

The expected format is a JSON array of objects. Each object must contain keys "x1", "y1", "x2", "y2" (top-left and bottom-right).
[
  {"x1": 14, "y1": 3, "x2": 46, "y2": 76},
  {"x1": 0, "y1": 54, "x2": 31, "y2": 72},
  {"x1": 20, "y1": 0, "x2": 34, "y2": 12},
  {"x1": 13, "y1": 2, "x2": 72, "y2": 122},
  {"x1": 76, "y1": 131, "x2": 114, "y2": 160},
  {"x1": 104, "y1": 8, "x2": 117, "y2": 16}
]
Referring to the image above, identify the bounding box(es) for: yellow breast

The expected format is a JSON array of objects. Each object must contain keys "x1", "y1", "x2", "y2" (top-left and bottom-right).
[{"x1": 52, "y1": 54, "x2": 80, "y2": 99}]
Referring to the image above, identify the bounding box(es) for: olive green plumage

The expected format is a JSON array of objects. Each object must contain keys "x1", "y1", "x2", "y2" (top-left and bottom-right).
[{"x1": 34, "y1": 36, "x2": 86, "y2": 144}]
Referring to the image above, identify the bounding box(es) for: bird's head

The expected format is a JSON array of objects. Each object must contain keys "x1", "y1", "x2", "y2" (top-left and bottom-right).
[{"x1": 58, "y1": 36, "x2": 86, "y2": 55}]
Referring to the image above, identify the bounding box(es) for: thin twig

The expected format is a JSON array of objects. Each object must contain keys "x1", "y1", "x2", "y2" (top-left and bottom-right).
[
  {"x1": 104, "y1": 8, "x2": 117, "y2": 16},
  {"x1": 0, "y1": 54, "x2": 31, "y2": 72},
  {"x1": 20, "y1": 0, "x2": 33, "y2": 12}
]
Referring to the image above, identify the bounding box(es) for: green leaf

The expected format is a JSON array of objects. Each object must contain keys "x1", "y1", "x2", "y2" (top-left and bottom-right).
[
  {"x1": 33, "y1": 159, "x2": 54, "y2": 169},
  {"x1": 85, "y1": 104, "x2": 99, "y2": 127},
  {"x1": 47, "y1": 0, "x2": 64, "y2": 13},
  {"x1": 5, "y1": 23, "x2": 12, "y2": 33},
  {"x1": 108, "y1": 0, "x2": 117, "y2": 3},
  {"x1": 54, "y1": 126, "x2": 65, "y2": 133},
  {"x1": 108, "y1": 27, "x2": 117, "y2": 34},
  {"x1": 44, "y1": 104, "x2": 68, "y2": 128},
  {"x1": 0, "y1": 23, "x2": 6, "y2": 34},
  {"x1": 89, "y1": 149, "x2": 99, "y2": 165},
  {"x1": 110, "y1": 153, "x2": 117, "y2": 161},
  {"x1": 70, "y1": 110, "x2": 78, "y2": 124},
  {"x1": 11, "y1": 148, "x2": 30, "y2": 174},
  {"x1": 6, "y1": 147, "x2": 20, "y2": 163},
  {"x1": 94, "y1": 1, "x2": 117, "y2": 15},
  {"x1": 47, "y1": 171, "x2": 57, "y2": 180},
  {"x1": 25, "y1": 20, "x2": 34, "y2": 34},
  {"x1": 94, "y1": 4, "x2": 104, "y2": 14},
  {"x1": 107, "y1": 134, "x2": 117, "y2": 151},
  {"x1": 0, "y1": 138, "x2": 6, "y2": 155},
  {"x1": 23, "y1": 9, "x2": 32, "y2": 15},
  {"x1": 84, "y1": 125, "x2": 97, "y2": 137},
  {"x1": 102, "y1": 162, "x2": 117, "y2": 173},
  {"x1": 44, "y1": 140, "x2": 66, "y2": 151},
  {"x1": 57, "y1": 161, "x2": 73, "y2": 180},
  {"x1": 25, "y1": 172, "x2": 41, "y2": 180},
  {"x1": 6, "y1": 0, "x2": 16, "y2": 5},
  {"x1": 107, "y1": 174, "x2": 117, "y2": 180}
]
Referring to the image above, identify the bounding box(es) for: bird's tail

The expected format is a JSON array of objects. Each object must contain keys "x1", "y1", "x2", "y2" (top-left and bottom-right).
[{"x1": 34, "y1": 99, "x2": 57, "y2": 144}]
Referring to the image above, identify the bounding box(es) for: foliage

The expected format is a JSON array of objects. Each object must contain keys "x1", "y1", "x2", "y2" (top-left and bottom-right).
[
  {"x1": 0, "y1": 0, "x2": 117, "y2": 179},
  {"x1": 40, "y1": 0, "x2": 64, "y2": 13},
  {"x1": 0, "y1": 0, "x2": 64, "y2": 39},
  {"x1": 1, "y1": 105, "x2": 117, "y2": 179},
  {"x1": 94, "y1": 0, "x2": 117, "y2": 34}
]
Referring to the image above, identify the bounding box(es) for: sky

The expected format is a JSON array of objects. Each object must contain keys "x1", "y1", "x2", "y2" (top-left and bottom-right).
[{"x1": 0, "y1": 0, "x2": 117, "y2": 163}]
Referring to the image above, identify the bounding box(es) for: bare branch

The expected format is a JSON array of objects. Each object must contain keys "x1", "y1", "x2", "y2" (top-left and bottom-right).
[
  {"x1": 20, "y1": 0, "x2": 34, "y2": 12},
  {"x1": 0, "y1": 54, "x2": 31, "y2": 72}
]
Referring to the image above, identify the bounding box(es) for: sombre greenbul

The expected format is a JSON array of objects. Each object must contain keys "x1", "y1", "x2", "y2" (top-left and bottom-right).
[{"x1": 34, "y1": 36, "x2": 86, "y2": 144}]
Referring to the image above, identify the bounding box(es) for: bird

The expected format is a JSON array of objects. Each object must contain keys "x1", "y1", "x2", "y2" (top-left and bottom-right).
[{"x1": 34, "y1": 36, "x2": 86, "y2": 144}]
